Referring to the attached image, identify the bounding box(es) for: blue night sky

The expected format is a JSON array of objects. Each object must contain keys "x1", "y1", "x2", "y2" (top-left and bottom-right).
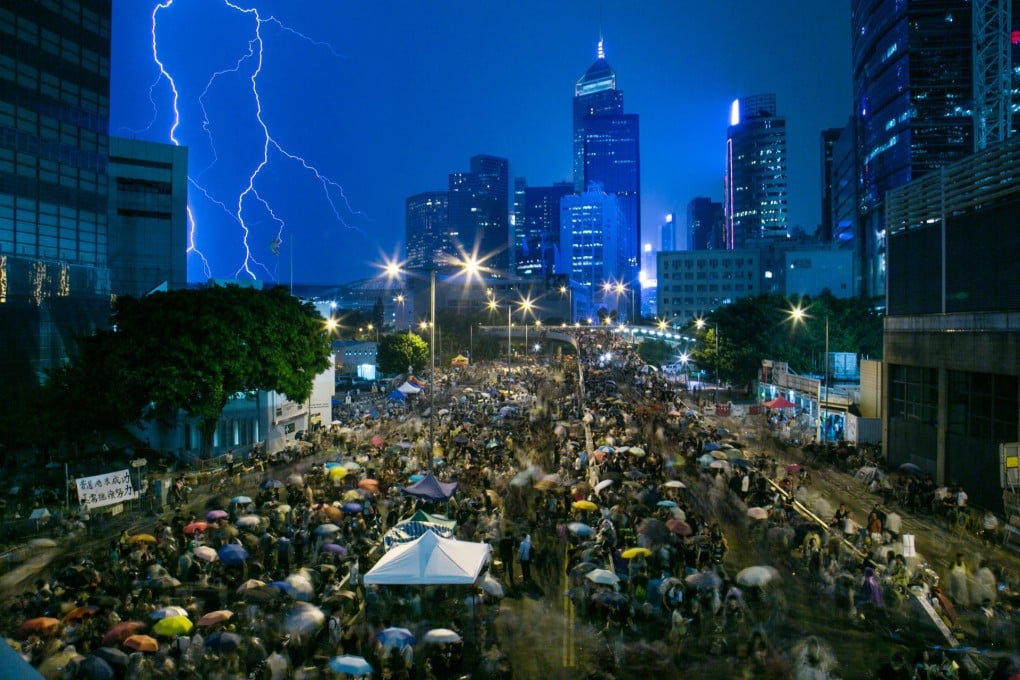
[{"x1": 110, "y1": 1, "x2": 851, "y2": 285}]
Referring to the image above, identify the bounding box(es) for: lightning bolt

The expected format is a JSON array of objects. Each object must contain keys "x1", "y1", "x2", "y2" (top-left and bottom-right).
[{"x1": 147, "y1": 0, "x2": 364, "y2": 281}]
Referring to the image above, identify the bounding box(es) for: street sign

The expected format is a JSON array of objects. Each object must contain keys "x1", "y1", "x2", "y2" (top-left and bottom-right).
[
  {"x1": 1000, "y1": 443, "x2": 1020, "y2": 489},
  {"x1": 130, "y1": 458, "x2": 147, "y2": 468}
]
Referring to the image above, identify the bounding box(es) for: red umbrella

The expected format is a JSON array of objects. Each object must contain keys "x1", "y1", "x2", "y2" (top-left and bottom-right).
[
  {"x1": 666, "y1": 519, "x2": 692, "y2": 536},
  {"x1": 764, "y1": 396, "x2": 797, "y2": 409},
  {"x1": 102, "y1": 621, "x2": 147, "y2": 646},
  {"x1": 183, "y1": 521, "x2": 211, "y2": 534},
  {"x1": 62, "y1": 605, "x2": 100, "y2": 622},
  {"x1": 370, "y1": 435, "x2": 385, "y2": 448},
  {"x1": 358, "y1": 479, "x2": 379, "y2": 493}
]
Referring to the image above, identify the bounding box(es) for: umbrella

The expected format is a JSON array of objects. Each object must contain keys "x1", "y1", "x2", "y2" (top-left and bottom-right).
[
  {"x1": 593, "y1": 479, "x2": 614, "y2": 493},
  {"x1": 128, "y1": 534, "x2": 156, "y2": 543},
  {"x1": 567, "y1": 522, "x2": 594, "y2": 537},
  {"x1": 731, "y1": 458, "x2": 752, "y2": 468},
  {"x1": 123, "y1": 634, "x2": 159, "y2": 653},
  {"x1": 237, "y1": 578, "x2": 267, "y2": 592},
  {"x1": 230, "y1": 496, "x2": 253, "y2": 505},
  {"x1": 746, "y1": 507, "x2": 769, "y2": 521},
  {"x1": 585, "y1": 568, "x2": 620, "y2": 586},
  {"x1": 376, "y1": 626, "x2": 416, "y2": 648},
  {"x1": 102, "y1": 621, "x2": 145, "y2": 646},
  {"x1": 328, "y1": 466, "x2": 348, "y2": 481},
  {"x1": 663, "y1": 480, "x2": 686, "y2": 489},
  {"x1": 314, "y1": 523, "x2": 342, "y2": 536},
  {"x1": 314, "y1": 503, "x2": 343, "y2": 521},
  {"x1": 478, "y1": 572, "x2": 505, "y2": 598},
  {"x1": 703, "y1": 442, "x2": 721, "y2": 452},
  {"x1": 235, "y1": 515, "x2": 261, "y2": 529},
  {"x1": 628, "y1": 447, "x2": 646, "y2": 457},
  {"x1": 78, "y1": 655, "x2": 114, "y2": 680},
  {"x1": 149, "y1": 606, "x2": 188, "y2": 621},
  {"x1": 636, "y1": 518, "x2": 667, "y2": 542},
  {"x1": 666, "y1": 519, "x2": 692, "y2": 536},
  {"x1": 593, "y1": 591, "x2": 629, "y2": 610},
  {"x1": 736, "y1": 565, "x2": 780, "y2": 587},
  {"x1": 342, "y1": 502, "x2": 363, "y2": 514},
  {"x1": 570, "y1": 561, "x2": 599, "y2": 577},
  {"x1": 287, "y1": 473, "x2": 304, "y2": 486},
  {"x1": 63, "y1": 605, "x2": 100, "y2": 622},
  {"x1": 92, "y1": 647, "x2": 129, "y2": 668},
  {"x1": 709, "y1": 450, "x2": 728, "y2": 460},
  {"x1": 329, "y1": 655, "x2": 373, "y2": 676},
  {"x1": 218, "y1": 544, "x2": 249, "y2": 565},
  {"x1": 183, "y1": 521, "x2": 210, "y2": 534},
  {"x1": 572, "y1": 500, "x2": 598, "y2": 512},
  {"x1": 206, "y1": 509, "x2": 229, "y2": 521},
  {"x1": 153, "y1": 615, "x2": 193, "y2": 637},
  {"x1": 370, "y1": 435, "x2": 385, "y2": 447},
  {"x1": 621, "y1": 547, "x2": 652, "y2": 559},
  {"x1": 685, "y1": 571, "x2": 722, "y2": 590},
  {"x1": 321, "y1": 543, "x2": 348, "y2": 556},
  {"x1": 196, "y1": 610, "x2": 234, "y2": 627},
  {"x1": 423, "y1": 628, "x2": 462, "y2": 644},
  {"x1": 284, "y1": 602, "x2": 325, "y2": 637},
  {"x1": 358, "y1": 478, "x2": 379, "y2": 492},
  {"x1": 193, "y1": 545, "x2": 218, "y2": 562},
  {"x1": 138, "y1": 575, "x2": 181, "y2": 591},
  {"x1": 657, "y1": 499, "x2": 677, "y2": 508},
  {"x1": 341, "y1": 460, "x2": 362, "y2": 471},
  {"x1": 205, "y1": 631, "x2": 242, "y2": 653},
  {"x1": 28, "y1": 537, "x2": 58, "y2": 548},
  {"x1": 709, "y1": 460, "x2": 729, "y2": 469},
  {"x1": 259, "y1": 479, "x2": 285, "y2": 490},
  {"x1": 38, "y1": 647, "x2": 83, "y2": 678},
  {"x1": 283, "y1": 574, "x2": 316, "y2": 601},
  {"x1": 899, "y1": 462, "x2": 923, "y2": 475},
  {"x1": 17, "y1": 616, "x2": 60, "y2": 637},
  {"x1": 785, "y1": 464, "x2": 801, "y2": 473}
]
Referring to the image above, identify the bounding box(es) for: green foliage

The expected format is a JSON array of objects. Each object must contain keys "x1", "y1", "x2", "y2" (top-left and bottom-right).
[
  {"x1": 377, "y1": 331, "x2": 429, "y2": 374},
  {"x1": 56, "y1": 284, "x2": 331, "y2": 453},
  {"x1": 687, "y1": 292, "x2": 883, "y2": 386},
  {"x1": 636, "y1": 338, "x2": 675, "y2": 367}
]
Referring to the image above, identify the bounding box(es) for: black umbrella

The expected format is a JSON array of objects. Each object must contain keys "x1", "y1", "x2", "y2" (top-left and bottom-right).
[
  {"x1": 206, "y1": 631, "x2": 243, "y2": 652},
  {"x1": 592, "y1": 591, "x2": 629, "y2": 610},
  {"x1": 78, "y1": 655, "x2": 114, "y2": 680},
  {"x1": 636, "y1": 518, "x2": 666, "y2": 542},
  {"x1": 92, "y1": 646, "x2": 129, "y2": 668}
]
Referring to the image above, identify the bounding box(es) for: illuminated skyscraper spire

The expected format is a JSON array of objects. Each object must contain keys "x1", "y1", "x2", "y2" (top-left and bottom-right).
[{"x1": 597, "y1": 37, "x2": 605, "y2": 60}]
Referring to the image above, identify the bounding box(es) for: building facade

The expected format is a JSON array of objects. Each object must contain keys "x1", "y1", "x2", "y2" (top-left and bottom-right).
[
  {"x1": 724, "y1": 94, "x2": 789, "y2": 249},
  {"x1": 819, "y1": 128, "x2": 842, "y2": 243},
  {"x1": 405, "y1": 191, "x2": 452, "y2": 271},
  {"x1": 449, "y1": 154, "x2": 509, "y2": 271},
  {"x1": 686, "y1": 197, "x2": 724, "y2": 251},
  {"x1": 883, "y1": 134, "x2": 1020, "y2": 511},
  {"x1": 107, "y1": 138, "x2": 188, "y2": 298},
  {"x1": 559, "y1": 187, "x2": 622, "y2": 321},
  {"x1": 515, "y1": 182, "x2": 572, "y2": 277},
  {"x1": 572, "y1": 40, "x2": 640, "y2": 287},
  {"x1": 656, "y1": 249, "x2": 759, "y2": 326},
  {"x1": 0, "y1": 0, "x2": 113, "y2": 388}
]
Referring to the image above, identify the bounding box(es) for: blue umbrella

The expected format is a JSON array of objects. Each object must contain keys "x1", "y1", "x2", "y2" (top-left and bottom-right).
[
  {"x1": 703, "y1": 442, "x2": 721, "y2": 451},
  {"x1": 656, "y1": 500, "x2": 677, "y2": 508},
  {"x1": 342, "y1": 502, "x2": 363, "y2": 514},
  {"x1": 205, "y1": 631, "x2": 242, "y2": 652},
  {"x1": 376, "y1": 627, "x2": 416, "y2": 648},
  {"x1": 731, "y1": 458, "x2": 753, "y2": 468},
  {"x1": 567, "y1": 522, "x2": 594, "y2": 537},
  {"x1": 231, "y1": 495, "x2": 253, "y2": 505},
  {"x1": 329, "y1": 655, "x2": 373, "y2": 676},
  {"x1": 409, "y1": 474, "x2": 425, "y2": 483},
  {"x1": 218, "y1": 544, "x2": 249, "y2": 565},
  {"x1": 259, "y1": 479, "x2": 284, "y2": 490}
]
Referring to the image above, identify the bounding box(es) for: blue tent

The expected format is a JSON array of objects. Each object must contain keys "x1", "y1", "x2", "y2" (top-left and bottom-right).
[
  {"x1": 387, "y1": 390, "x2": 406, "y2": 401},
  {"x1": 401, "y1": 473, "x2": 458, "y2": 502}
]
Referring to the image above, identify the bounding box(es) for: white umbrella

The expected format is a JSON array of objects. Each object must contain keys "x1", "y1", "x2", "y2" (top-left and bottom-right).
[
  {"x1": 236, "y1": 515, "x2": 261, "y2": 529},
  {"x1": 283, "y1": 574, "x2": 316, "y2": 601},
  {"x1": 283, "y1": 602, "x2": 324, "y2": 637},
  {"x1": 585, "y1": 568, "x2": 620, "y2": 586},
  {"x1": 478, "y1": 572, "x2": 505, "y2": 598},
  {"x1": 736, "y1": 565, "x2": 780, "y2": 587},
  {"x1": 663, "y1": 480, "x2": 686, "y2": 489},
  {"x1": 150, "y1": 606, "x2": 189, "y2": 620},
  {"x1": 423, "y1": 628, "x2": 462, "y2": 644},
  {"x1": 593, "y1": 479, "x2": 614, "y2": 493},
  {"x1": 314, "y1": 523, "x2": 341, "y2": 535}
]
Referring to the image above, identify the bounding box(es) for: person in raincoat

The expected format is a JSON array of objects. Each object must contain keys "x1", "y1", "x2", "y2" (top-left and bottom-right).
[{"x1": 948, "y1": 553, "x2": 970, "y2": 609}]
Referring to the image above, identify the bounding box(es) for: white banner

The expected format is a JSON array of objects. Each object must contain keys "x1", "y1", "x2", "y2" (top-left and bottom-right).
[{"x1": 75, "y1": 469, "x2": 138, "y2": 510}]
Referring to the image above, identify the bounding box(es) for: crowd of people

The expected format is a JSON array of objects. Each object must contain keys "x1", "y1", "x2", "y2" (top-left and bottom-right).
[{"x1": 0, "y1": 328, "x2": 1018, "y2": 679}]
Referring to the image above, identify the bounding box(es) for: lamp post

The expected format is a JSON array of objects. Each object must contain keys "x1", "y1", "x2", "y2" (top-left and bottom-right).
[
  {"x1": 789, "y1": 305, "x2": 830, "y2": 444},
  {"x1": 559, "y1": 284, "x2": 572, "y2": 325},
  {"x1": 695, "y1": 317, "x2": 720, "y2": 403}
]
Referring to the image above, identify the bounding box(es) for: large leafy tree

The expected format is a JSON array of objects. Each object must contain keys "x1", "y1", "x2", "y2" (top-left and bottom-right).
[
  {"x1": 63, "y1": 284, "x2": 332, "y2": 455},
  {"x1": 636, "y1": 338, "x2": 675, "y2": 367},
  {"x1": 377, "y1": 331, "x2": 429, "y2": 374}
]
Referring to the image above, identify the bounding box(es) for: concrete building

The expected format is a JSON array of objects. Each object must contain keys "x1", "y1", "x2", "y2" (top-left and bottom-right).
[{"x1": 656, "y1": 249, "x2": 759, "y2": 326}]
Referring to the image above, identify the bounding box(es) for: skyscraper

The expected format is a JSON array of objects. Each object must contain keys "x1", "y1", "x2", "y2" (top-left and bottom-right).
[
  {"x1": 573, "y1": 40, "x2": 641, "y2": 285},
  {"x1": 510, "y1": 176, "x2": 527, "y2": 273},
  {"x1": 448, "y1": 154, "x2": 509, "y2": 271},
  {"x1": 686, "y1": 198, "x2": 724, "y2": 251},
  {"x1": 0, "y1": 0, "x2": 113, "y2": 388},
  {"x1": 724, "y1": 94, "x2": 788, "y2": 249},
  {"x1": 405, "y1": 192, "x2": 452, "y2": 271},
  {"x1": 515, "y1": 182, "x2": 573, "y2": 277},
  {"x1": 659, "y1": 213, "x2": 678, "y2": 252},
  {"x1": 559, "y1": 186, "x2": 622, "y2": 320},
  {"x1": 851, "y1": 0, "x2": 974, "y2": 299},
  {"x1": 108, "y1": 138, "x2": 188, "y2": 298},
  {"x1": 819, "y1": 128, "x2": 842, "y2": 243}
]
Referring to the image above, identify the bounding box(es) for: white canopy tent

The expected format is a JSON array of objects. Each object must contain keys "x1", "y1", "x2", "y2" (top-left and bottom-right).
[
  {"x1": 397, "y1": 382, "x2": 422, "y2": 395},
  {"x1": 363, "y1": 530, "x2": 490, "y2": 585}
]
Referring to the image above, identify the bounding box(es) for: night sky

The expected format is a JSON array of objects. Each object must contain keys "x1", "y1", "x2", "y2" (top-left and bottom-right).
[{"x1": 110, "y1": 1, "x2": 851, "y2": 285}]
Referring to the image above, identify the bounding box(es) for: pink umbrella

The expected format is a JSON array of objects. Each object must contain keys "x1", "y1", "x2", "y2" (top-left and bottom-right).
[{"x1": 370, "y1": 435, "x2": 385, "y2": 448}]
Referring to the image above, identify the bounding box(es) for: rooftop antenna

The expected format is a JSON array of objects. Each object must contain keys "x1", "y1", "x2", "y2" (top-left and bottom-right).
[{"x1": 597, "y1": 0, "x2": 604, "y2": 58}]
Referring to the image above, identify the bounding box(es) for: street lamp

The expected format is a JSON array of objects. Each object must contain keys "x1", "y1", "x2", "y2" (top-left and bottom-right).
[
  {"x1": 789, "y1": 304, "x2": 830, "y2": 444},
  {"x1": 487, "y1": 297, "x2": 512, "y2": 371},
  {"x1": 559, "y1": 284, "x2": 573, "y2": 324},
  {"x1": 695, "y1": 317, "x2": 720, "y2": 403}
]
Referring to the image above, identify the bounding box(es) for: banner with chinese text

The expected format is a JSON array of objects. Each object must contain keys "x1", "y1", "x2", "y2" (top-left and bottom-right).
[{"x1": 75, "y1": 470, "x2": 138, "y2": 510}]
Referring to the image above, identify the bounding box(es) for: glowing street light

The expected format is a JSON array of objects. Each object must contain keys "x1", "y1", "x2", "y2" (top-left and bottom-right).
[
  {"x1": 787, "y1": 303, "x2": 830, "y2": 444},
  {"x1": 695, "y1": 317, "x2": 720, "y2": 403}
]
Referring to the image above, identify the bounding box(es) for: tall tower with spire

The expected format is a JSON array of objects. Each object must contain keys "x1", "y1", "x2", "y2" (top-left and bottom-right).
[{"x1": 571, "y1": 39, "x2": 641, "y2": 307}]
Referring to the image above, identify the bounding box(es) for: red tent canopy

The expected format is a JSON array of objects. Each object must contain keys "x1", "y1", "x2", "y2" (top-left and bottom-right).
[{"x1": 763, "y1": 396, "x2": 798, "y2": 409}]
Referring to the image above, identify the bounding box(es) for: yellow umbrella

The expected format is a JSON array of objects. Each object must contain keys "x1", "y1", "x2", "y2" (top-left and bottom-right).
[
  {"x1": 152, "y1": 615, "x2": 193, "y2": 637},
  {"x1": 328, "y1": 466, "x2": 348, "y2": 481},
  {"x1": 621, "y1": 547, "x2": 652, "y2": 560},
  {"x1": 128, "y1": 534, "x2": 157, "y2": 543},
  {"x1": 572, "y1": 500, "x2": 598, "y2": 512},
  {"x1": 342, "y1": 490, "x2": 362, "y2": 502}
]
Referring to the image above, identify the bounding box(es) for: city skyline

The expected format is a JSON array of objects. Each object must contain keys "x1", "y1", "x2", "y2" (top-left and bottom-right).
[{"x1": 110, "y1": 1, "x2": 851, "y2": 284}]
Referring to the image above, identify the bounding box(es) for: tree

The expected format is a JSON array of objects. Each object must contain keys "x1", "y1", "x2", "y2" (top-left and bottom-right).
[
  {"x1": 62, "y1": 284, "x2": 332, "y2": 456},
  {"x1": 377, "y1": 331, "x2": 429, "y2": 374},
  {"x1": 636, "y1": 338, "x2": 675, "y2": 367}
]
